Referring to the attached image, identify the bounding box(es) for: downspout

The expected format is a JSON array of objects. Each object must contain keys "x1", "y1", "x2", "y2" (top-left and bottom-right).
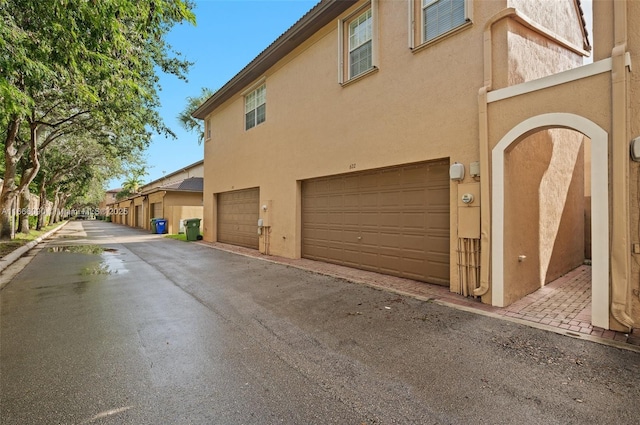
[
  {"x1": 475, "y1": 9, "x2": 514, "y2": 298},
  {"x1": 475, "y1": 7, "x2": 590, "y2": 300},
  {"x1": 609, "y1": 0, "x2": 634, "y2": 330}
]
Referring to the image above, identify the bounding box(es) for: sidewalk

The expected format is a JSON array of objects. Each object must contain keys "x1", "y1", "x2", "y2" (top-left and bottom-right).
[{"x1": 198, "y1": 241, "x2": 639, "y2": 351}]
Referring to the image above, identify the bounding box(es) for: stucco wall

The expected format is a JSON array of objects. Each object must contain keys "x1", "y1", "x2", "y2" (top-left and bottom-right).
[
  {"x1": 203, "y1": 0, "x2": 509, "y2": 293},
  {"x1": 591, "y1": 0, "x2": 640, "y2": 328},
  {"x1": 503, "y1": 132, "x2": 549, "y2": 304},
  {"x1": 168, "y1": 206, "x2": 203, "y2": 235},
  {"x1": 507, "y1": 20, "x2": 583, "y2": 85},
  {"x1": 508, "y1": 0, "x2": 585, "y2": 48},
  {"x1": 542, "y1": 130, "x2": 585, "y2": 284},
  {"x1": 502, "y1": 128, "x2": 584, "y2": 305},
  {"x1": 624, "y1": 0, "x2": 640, "y2": 325},
  {"x1": 164, "y1": 192, "x2": 202, "y2": 208},
  {"x1": 141, "y1": 163, "x2": 204, "y2": 192}
]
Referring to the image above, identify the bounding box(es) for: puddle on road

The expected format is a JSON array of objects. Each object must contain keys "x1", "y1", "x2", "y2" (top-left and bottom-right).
[
  {"x1": 48, "y1": 245, "x2": 117, "y2": 254},
  {"x1": 48, "y1": 245, "x2": 128, "y2": 275},
  {"x1": 81, "y1": 263, "x2": 112, "y2": 275}
]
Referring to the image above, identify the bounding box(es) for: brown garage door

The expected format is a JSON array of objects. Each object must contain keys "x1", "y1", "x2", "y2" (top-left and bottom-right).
[
  {"x1": 217, "y1": 188, "x2": 260, "y2": 249},
  {"x1": 135, "y1": 205, "x2": 143, "y2": 228},
  {"x1": 152, "y1": 202, "x2": 163, "y2": 219},
  {"x1": 302, "y1": 160, "x2": 450, "y2": 285}
]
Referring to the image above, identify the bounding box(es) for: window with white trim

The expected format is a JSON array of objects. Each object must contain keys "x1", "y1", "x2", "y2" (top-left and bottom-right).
[
  {"x1": 348, "y1": 9, "x2": 373, "y2": 78},
  {"x1": 245, "y1": 84, "x2": 266, "y2": 130},
  {"x1": 410, "y1": 0, "x2": 470, "y2": 48},
  {"x1": 339, "y1": 1, "x2": 378, "y2": 84},
  {"x1": 422, "y1": 0, "x2": 466, "y2": 42},
  {"x1": 205, "y1": 118, "x2": 211, "y2": 141}
]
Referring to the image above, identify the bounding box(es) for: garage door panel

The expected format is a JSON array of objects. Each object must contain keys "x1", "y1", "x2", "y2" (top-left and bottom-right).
[
  {"x1": 344, "y1": 213, "x2": 360, "y2": 226},
  {"x1": 427, "y1": 212, "x2": 450, "y2": 230},
  {"x1": 302, "y1": 160, "x2": 450, "y2": 285},
  {"x1": 361, "y1": 212, "x2": 381, "y2": 226},
  {"x1": 217, "y1": 188, "x2": 259, "y2": 249},
  {"x1": 379, "y1": 191, "x2": 400, "y2": 206},
  {"x1": 401, "y1": 212, "x2": 426, "y2": 229},
  {"x1": 402, "y1": 189, "x2": 429, "y2": 206},
  {"x1": 428, "y1": 187, "x2": 450, "y2": 206},
  {"x1": 359, "y1": 192, "x2": 378, "y2": 207}
]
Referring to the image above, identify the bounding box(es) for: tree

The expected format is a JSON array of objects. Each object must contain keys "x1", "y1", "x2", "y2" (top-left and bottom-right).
[
  {"x1": 0, "y1": 0, "x2": 196, "y2": 238},
  {"x1": 178, "y1": 87, "x2": 215, "y2": 143},
  {"x1": 117, "y1": 168, "x2": 148, "y2": 200},
  {"x1": 32, "y1": 134, "x2": 116, "y2": 229}
]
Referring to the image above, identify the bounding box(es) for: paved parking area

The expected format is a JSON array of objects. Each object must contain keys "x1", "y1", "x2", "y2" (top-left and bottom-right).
[{"x1": 198, "y1": 241, "x2": 639, "y2": 349}]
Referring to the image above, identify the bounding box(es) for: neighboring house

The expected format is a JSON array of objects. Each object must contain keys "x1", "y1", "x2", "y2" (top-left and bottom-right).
[
  {"x1": 107, "y1": 160, "x2": 204, "y2": 233},
  {"x1": 99, "y1": 188, "x2": 121, "y2": 215},
  {"x1": 144, "y1": 177, "x2": 204, "y2": 235},
  {"x1": 194, "y1": 0, "x2": 638, "y2": 332}
]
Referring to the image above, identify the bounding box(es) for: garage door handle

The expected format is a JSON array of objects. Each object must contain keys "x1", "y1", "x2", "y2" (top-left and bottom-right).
[{"x1": 357, "y1": 236, "x2": 362, "y2": 240}]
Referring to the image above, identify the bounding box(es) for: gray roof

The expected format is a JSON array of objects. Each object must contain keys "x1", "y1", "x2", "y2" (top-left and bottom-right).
[{"x1": 159, "y1": 177, "x2": 203, "y2": 192}]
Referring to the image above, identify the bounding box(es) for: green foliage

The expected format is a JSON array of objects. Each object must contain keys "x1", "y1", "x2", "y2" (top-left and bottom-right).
[
  {"x1": 178, "y1": 87, "x2": 215, "y2": 144},
  {"x1": 1, "y1": 0, "x2": 196, "y2": 238}
]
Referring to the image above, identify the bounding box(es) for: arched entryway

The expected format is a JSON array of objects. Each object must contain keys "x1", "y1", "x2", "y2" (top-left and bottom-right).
[{"x1": 491, "y1": 113, "x2": 609, "y2": 329}]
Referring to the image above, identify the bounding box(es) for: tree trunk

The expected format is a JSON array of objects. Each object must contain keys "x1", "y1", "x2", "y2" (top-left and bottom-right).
[
  {"x1": 36, "y1": 179, "x2": 48, "y2": 230},
  {"x1": 1, "y1": 116, "x2": 21, "y2": 239},
  {"x1": 0, "y1": 194, "x2": 17, "y2": 239},
  {"x1": 17, "y1": 190, "x2": 31, "y2": 234},
  {"x1": 57, "y1": 193, "x2": 70, "y2": 221},
  {"x1": 50, "y1": 188, "x2": 60, "y2": 224}
]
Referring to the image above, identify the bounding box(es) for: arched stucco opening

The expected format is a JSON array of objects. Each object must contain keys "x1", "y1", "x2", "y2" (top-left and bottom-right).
[{"x1": 492, "y1": 113, "x2": 609, "y2": 329}]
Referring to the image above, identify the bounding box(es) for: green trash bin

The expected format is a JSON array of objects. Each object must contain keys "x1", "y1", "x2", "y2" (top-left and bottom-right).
[
  {"x1": 150, "y1": 218, "x2": 161, "y2": 234},
  {"x1": 185, "y1": 218, "x2": 201, "y2": 241}
]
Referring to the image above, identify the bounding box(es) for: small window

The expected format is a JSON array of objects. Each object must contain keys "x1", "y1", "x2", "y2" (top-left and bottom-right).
[
  {"x1": 205, "y1": 118, "x2": 211, "y2": 141},
  {"x1": 423, "y1": 0, "x2": 465, "y2": 42},
  {"x1": 245, "y1": 84, "x2": 266, "y2": 130},
  {"x1": 348, "y1": 9, "x2": 373, "y2": 79},
  {"x1": 339, "y1": 1, "x2": 378, "y2": 84},
  {"x1": 409, "y1": 0, "x2": 470, "y2": 49}
]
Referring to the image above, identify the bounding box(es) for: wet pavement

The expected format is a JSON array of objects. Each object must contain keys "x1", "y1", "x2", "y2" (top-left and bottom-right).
[
  {"x1": 199, "y1": 243, "x2": 638, "y2": 347},
  {"x1": 1, "y1": 221, "x2": 639, "y2": 424}
]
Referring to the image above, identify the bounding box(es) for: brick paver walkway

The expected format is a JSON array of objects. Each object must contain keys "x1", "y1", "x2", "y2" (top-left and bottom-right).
[
  {"x1": 198, "y1": 242, "x2": 638, "y2": 348},
  {"x1": 495, "y1": 266, "x2": 618, "y2": 339}
]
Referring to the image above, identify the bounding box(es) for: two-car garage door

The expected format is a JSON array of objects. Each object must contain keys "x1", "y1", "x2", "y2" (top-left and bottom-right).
[{"x1": 302, "y1": 160, "x2": 450, "y2": 285}]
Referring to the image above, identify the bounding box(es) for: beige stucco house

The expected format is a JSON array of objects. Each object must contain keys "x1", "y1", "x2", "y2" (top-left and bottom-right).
[
  {"x1": 194, "y1": 0, "x2": 639, "y2": 332},
  {"x1": 108, "y1": 160, "x2": 204, "y2": 234}
]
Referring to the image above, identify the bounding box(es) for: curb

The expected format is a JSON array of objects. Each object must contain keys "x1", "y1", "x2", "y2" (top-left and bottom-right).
[{"x1": 0, "y1": 221, "x2": 69, "y2": 275}]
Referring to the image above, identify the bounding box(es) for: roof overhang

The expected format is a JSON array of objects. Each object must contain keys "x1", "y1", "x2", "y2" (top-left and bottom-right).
[{"x1": 192, "y1": 0, "x2": 357, "y2": 120}]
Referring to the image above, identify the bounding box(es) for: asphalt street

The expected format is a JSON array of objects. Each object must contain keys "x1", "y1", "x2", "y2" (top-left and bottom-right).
[{"x1": 1, "y1": 221, "x2": 639, "y2": 424}]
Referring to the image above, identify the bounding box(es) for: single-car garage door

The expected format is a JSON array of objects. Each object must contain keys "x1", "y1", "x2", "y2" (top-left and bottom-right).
[
  {"x1": 135, "y1": 205, "x2": 143, "y2": 228},
  {"x1": 152, "y1": 202, "x2": 163, "y2": 219},
  {"x1": 217, "y1": 187, "x2": 260, "y2": 249},
  {"x1": 302, "y1": 160, "x2": 450, "y2": 285}
]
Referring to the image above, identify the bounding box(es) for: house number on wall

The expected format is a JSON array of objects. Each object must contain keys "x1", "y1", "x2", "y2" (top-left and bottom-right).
[{"x1": 349, "y1": 163, "x2": 356, "y2": 169}]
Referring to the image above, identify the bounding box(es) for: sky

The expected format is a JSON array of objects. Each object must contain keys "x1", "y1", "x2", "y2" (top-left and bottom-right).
[
  {"x1": 110, "y1": 0, "x2": 317, "y2": 188},
  {"x1": 114, "y1": 0, "x2": 593, "y2": 188}
]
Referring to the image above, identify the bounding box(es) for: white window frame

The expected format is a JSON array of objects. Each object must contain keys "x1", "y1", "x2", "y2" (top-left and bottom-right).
[
  {"x1": 244, "y1": 84, "x2": 266, "y2": 131},
  {"x1": 205, "y1": 118, "x2": 211, "y2": 141},
  {"x1": 338, "y1": 0, "x2": 378, "y2": 85},
  {"x1": 408, "y1": 0, "x2": 471, "y2": 49}
]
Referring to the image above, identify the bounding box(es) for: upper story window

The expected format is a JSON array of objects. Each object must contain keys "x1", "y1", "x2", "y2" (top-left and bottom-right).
[
  {"x1": 348, "y1": 9, "x2": 373, "y2": 78},
  {"x1": 423, "y1": 0, "x2": 465, "y2": 42},
  {"x1": 205, "y1": 118, "x2": 211, "y2": 141},
  {"x1": 410, "y1": 0, "x2": 470, "y2": 49},
  {"x1": 339, "y1": 1, "x2": 378, "y2": 84},
  {"x1": 245, "y1": 84, "x2": 266, "y2": 130}
]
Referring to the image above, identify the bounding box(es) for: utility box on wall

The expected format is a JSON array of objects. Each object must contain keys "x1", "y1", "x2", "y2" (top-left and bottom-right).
[{"x1": 457, "y1": 182, "x2": 480, "y2": 239}]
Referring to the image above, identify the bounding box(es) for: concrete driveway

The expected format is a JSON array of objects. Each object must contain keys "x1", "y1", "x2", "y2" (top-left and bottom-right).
[{"x1": 1, "y1": 221, "x2": 639, "y2": 424}]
